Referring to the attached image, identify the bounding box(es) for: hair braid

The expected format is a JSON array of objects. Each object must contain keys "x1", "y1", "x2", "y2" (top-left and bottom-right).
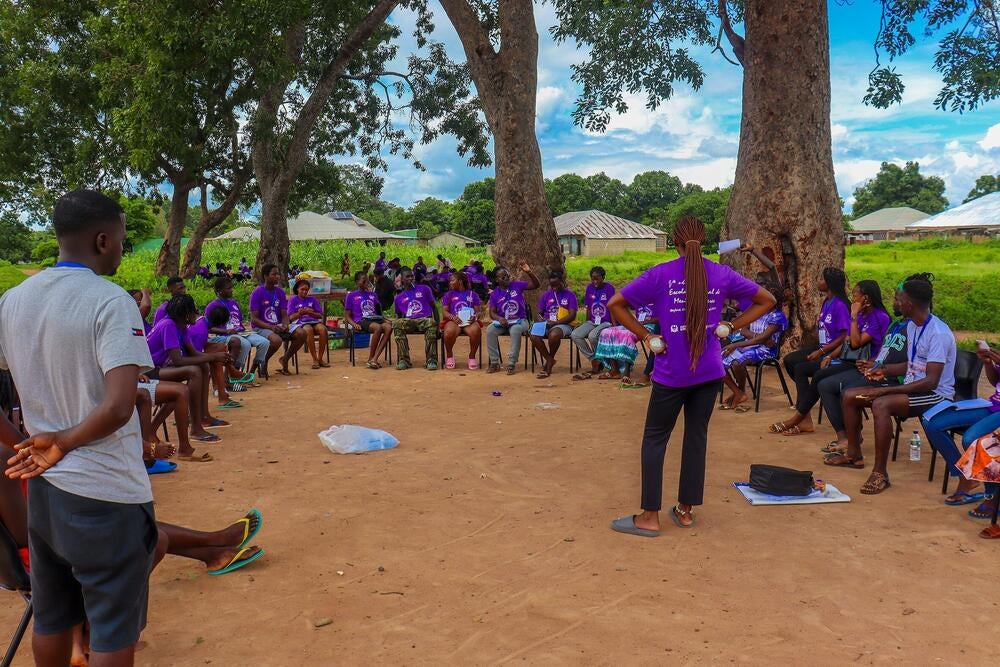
[{"x1": 675, "y1": 216, "x2": 708, "y2": 370}]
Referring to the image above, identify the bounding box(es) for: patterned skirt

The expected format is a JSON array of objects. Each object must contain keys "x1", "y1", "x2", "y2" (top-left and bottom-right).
[
  {"x1": 593, "y1": 326, "x2": 640, "y2": 369},
  {"x1": 723, "y1": 344, "x2": 778, "y2": 368}
]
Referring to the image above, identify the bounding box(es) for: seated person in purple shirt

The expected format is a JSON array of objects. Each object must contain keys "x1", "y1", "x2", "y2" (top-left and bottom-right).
[
  {"x1": 374, "y1": 251, "x2": 387, "y2": 273},
  {"x1": 571, "y1": 266, "x2": 616, "y2": 380},
  {"x1": 413, "y1": 256, "x2": 427, "y2": 282},
  {"x1": 346, "y1": 271, "x2": 393, "y2": 369},
  {"x1": 774, "y1": 279, "x2": 890, "y2": 436},
  {"x1": 530, "y1": 270, "x2": 579, "y2": 379},
  {"x1": 486, "y1": 263, "x2": 540, "y2": 375},
  {"x1": 770, "y1": 267, "x2": 851, "y2": 434},
  {"x1": 720, "y1": 277, "x2": 788, "y2": 411},
  {"x1": 146, "y1": 294, "x2": 228, "y2": 451},
  {"x1": 391, "y1": 267, "x2": 440, "y2": 371},
  {"x1": 441, "y1": 271, "x2": 483, "y2": 370},
  {"x1": 250, "y1": 263, "x2": 305, "y2": 377},
  {"x1": 185, "y1": 305, "x2": 242, "y2": 409},
  {"x1": 205, "y1": 276, "x2": 265, "y2": 384},
  {"x1": 288, "y1": 279, "x2": 329, "y2": 370},
  {"x1": 152, "y1": 275, "x2": 186, "y2": 324}
]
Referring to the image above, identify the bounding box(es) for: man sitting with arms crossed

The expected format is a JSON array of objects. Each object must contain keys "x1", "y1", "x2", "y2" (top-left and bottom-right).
[
  {"x1": 0, "y1": 189, "x2": 157, "y2": 666},
  {"x1": 826, "y1": 276, "x2": 957, "y2": 495}
]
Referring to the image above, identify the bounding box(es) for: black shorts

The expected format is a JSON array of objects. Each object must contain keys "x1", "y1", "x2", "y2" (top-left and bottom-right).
[
  {"x1": 907, "y1": 392, "x2": 947, "y2": 417},
  {"x1": 27, "y1": 478, "x2": 157, "y2": 652},
  {"x1": 359, "y1": 318, "x2": 385, "y2": 331}
]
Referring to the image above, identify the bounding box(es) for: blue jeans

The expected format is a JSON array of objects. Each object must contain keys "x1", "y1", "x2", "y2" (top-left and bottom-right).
[
  {"x1": 209, "y1": 333, "x2": 269, "y2": 369},
  {"x1": 921, "y1": 408, "x2": 1000, "y2": 495}
]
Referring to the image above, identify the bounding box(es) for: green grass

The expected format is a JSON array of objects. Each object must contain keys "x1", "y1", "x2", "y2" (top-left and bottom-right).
[
  {"x1": 4, "y1": 238, "x2": 998, "y2": 333},
  {"x1": 0, "y1": 265, "x2": 29, "y2": 292}
]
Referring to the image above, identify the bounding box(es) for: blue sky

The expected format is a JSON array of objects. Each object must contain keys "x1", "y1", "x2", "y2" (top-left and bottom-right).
[{"x1": 374, "y1": 1, "x2": 1000, "y2": 212}]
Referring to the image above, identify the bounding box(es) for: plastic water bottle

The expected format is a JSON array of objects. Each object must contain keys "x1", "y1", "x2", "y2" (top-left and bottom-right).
[{"x1": 909, "y1": 430, "x2": 922, "y2": 462}]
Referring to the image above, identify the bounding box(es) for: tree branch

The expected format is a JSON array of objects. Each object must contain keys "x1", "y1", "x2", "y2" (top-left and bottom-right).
[
  {"x1": 717, "y1": 0, "x2": 745, "y2": 66},
  {"x1": 277, "y1": 0, "x2": 401, "y2": 192},
  {"x1": 438, "y1": 0, "x2": 501, "y2": 116}
]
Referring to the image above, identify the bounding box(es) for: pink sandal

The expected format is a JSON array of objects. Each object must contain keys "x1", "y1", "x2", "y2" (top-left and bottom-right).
[
  {"x1": 445, "y1": 357, "x2": 456, "y2": 370},
  {"x1": 468, "y1": 358, "x2": 479, "y2": 370}
]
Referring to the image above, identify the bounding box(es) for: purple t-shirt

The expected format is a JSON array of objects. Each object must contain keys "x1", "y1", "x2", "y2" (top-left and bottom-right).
[
  {"x1": 146, "y1": 317, "x2": 183, "y2": 367},
  {"x1": 856, "y1": 308, "x2": 892, "y2": 359},
  {"x1": 621, "y1": 257, "x2": 759, "y2": 388},
  {"x1": 489, "y1": 281, "x2": 529, "y2": 321},
  {"x1": 152, "y1": 300, "x2": 169, "y2": 324},
  {"x1": 374, "y1": 258, "x2": 387, "y2": 272},
  {"x1": 636, "y1": 304, "x2": 656, "y2": 324},
  {"x1": 185, "y1": 316, "x2": 210, "y2": 353},
  {"x1": 818, "y1": 298, "x2": 850, "y2": 346},
  {"x1": 394, "y1": 285, "x2": 436, "y2": 319},
  {"x1": 249, "y1": 286, "x2": 287, "y2": 326},
  {"x1": 442, "y1": 289, "x2": 481, "y2": 320},
  {"x1": 288, "y1": 295, "x2": 322, "y2": 324},
  {"x1": 205, "y1": 298, "x2": 245, "y2": 332},
  {"x1": 538, "y1": 289, "x2": 578, "y2": 321},
  {"x1": 585, "y1": 282, "x2": 616, "y2": 324},
  {"x1": 346, "y1": 290, "x2": 380, "y2": 321}
]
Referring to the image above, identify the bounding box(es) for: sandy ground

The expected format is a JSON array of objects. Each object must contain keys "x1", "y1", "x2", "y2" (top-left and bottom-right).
[{"x1": 3, "y1": 341, "x2": 997, "y2": 666}]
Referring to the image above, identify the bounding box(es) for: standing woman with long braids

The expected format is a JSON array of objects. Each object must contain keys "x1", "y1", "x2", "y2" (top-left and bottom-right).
[
  {"x1": 769, "y1": 267, "x2": 851, "y2": 434},
  {"x1": 609, "y1": 217, "x2": 776, "y2": 537}
]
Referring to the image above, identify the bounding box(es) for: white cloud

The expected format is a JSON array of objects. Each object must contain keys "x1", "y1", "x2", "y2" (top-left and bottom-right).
[{"x1": 980, "y1": 123, "x2": 1000, "y2": 151}]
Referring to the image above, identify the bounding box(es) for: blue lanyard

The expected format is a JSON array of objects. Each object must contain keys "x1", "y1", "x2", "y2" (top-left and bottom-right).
[
  {"x1": 910, "y1": 315, "x2": 933, "y2": 361},
  {"x1": 55, "y1": 261, "x2": 92, "y2": 270}
]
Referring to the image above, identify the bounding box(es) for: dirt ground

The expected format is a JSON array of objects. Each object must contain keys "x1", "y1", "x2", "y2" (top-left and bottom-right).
[{"x1": 4, "y1": 342, "x2": 997, "y2": 666}]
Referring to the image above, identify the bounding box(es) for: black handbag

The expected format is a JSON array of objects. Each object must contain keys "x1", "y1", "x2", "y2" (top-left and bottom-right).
[{"x1": 749, "y1": 464, "x2": 814, "y2": 496}]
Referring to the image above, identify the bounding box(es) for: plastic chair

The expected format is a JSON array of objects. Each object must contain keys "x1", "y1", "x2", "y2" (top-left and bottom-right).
[
  {"x1": 0, "y1": 520, "x2": 31, "y2": 667},
  {"x1": 347, "y1": 327, "x2": 392, "y2": 367},
  {"x1": 743, "y1": 358, "x2": 793, "y2": 413},
  {"x1": 290, "y1": 326, "x2": 332, "y2": 373},
  {"x1": 891, "y1": 349, "x2": 984, "y2": 463}
]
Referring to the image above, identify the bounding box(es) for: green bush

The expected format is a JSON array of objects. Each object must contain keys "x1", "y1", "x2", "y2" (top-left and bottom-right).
[{"x1": 31, "y1": 238, "x2": 59, "y2": 263}]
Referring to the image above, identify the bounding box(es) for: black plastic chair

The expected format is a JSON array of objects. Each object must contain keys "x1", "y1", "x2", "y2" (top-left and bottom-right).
[
  {"x1": 347, "y1": 326, "x2": 392, "y2": 367},
  {"x1": 891, "y1": 349, "x2": 984, "y2": 464},
  {"x1": 290, "y1": 326, "x2": 332, "y2": 372},
  {"x1": 0, "y1": 520, "x2": 31, "y2": 667}
]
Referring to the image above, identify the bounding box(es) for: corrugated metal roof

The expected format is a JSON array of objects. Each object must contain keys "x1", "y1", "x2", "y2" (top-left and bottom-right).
[
  {"x1": 286, "y1": 211, "x2": 404, "y2": 240},
  {"x1": 906, "y1": 192, "x2": 1000, "y2": 229},
  {"x1": 849, "y1": 206, "x2": 929, "y2": 232},
  {"x1": 554, "y1": 210, "x2": 659, "y2": 239},
  {"x1": 209, "y1": 226, "x2": 260, "y2": 241}
]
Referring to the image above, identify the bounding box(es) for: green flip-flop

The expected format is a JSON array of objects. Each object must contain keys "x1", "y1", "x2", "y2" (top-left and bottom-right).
[
  {"x1": 236, "y1": 509, "x2": 264, "y2": 549},
  {"x1": 207, "y1": 546, "x2": 265, "y2": 576}
]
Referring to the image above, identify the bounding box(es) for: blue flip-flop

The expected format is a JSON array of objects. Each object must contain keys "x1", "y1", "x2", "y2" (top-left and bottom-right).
[
  {"x1": 610, "y1": 515, "x2": 659, "y2": 538},
  {"x1": 944, "y1": 491, "x2": 987, "y2": 506},
  {"x1": 207, "y1": 546, "x2": 265, "y2": 576},
  {"x1": 236, "y1": 509, "x2": 264, "y2": 550},
  {"x1": 146, "y1": 460, "x2": 177, "y2": 475}
]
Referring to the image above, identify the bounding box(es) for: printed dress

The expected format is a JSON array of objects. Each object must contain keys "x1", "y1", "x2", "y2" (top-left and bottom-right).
[
  {"x1": 722, "y1": 310, "x2": 788, "y2": 367},
  {"x1": 593, "y1": 305, "x2": 658, "y2": 370}
]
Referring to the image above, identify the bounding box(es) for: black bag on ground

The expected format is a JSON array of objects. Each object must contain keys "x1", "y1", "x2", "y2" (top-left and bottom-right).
[{"x1": 749, "y1": 464, "x2": 814, "y2": 496}]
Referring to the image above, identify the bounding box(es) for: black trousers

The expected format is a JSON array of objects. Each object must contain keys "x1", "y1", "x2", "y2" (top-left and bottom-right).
[
  {"x1": 641, "y1": 379, "x2": 722, "y2": 511},
  {"x1": 794, "y1": 362, "x2": 856, "y2": 415}
]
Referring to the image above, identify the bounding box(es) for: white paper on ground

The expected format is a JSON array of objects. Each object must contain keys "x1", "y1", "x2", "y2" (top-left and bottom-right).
[
  {"x1": 718, "y1": 239, "x2": 742, "y2": 255},
  {"x1": 733, "y1": 482, "x2": 851, "y2": 505}
]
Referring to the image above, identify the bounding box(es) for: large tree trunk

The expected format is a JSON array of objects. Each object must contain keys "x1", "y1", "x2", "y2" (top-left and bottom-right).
[
  {"x1": 440, "y1": 0, "x2": 563, "y2": 292},
  {"x1": 255, "y1": 183, "x2": 291, "y2": 280},
  {"x1": 722, "y1": 0, "x2": 843, "y2": 348},
  {"x1": 155, "y1": 180, "x2": 194, "y2": 277},
  {"x1": 180, "y1": 182, "x2": 249, "y2": 278}
]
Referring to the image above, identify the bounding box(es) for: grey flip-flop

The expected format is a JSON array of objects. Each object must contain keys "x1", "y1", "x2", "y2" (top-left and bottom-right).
[{"x1": 610, "y1": 515, "x2": 659, "y2": 538}]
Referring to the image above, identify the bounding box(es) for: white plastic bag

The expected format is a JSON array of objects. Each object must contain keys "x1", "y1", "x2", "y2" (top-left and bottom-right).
[{"x1": 318, "y1": 425, "x2": 399, "y2": 454}]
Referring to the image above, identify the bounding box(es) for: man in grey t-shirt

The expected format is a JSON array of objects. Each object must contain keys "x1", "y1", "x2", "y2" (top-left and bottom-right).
[{"x1": 1, "y1": 190, "x2": 156, "y2": 665}]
